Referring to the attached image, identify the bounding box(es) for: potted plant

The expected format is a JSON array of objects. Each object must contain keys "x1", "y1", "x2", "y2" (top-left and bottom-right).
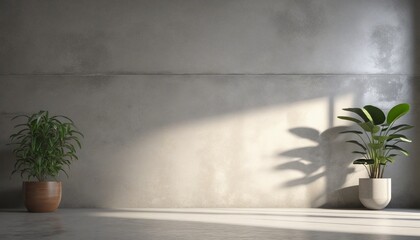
[
  {"x1": 9, "y1": 110, "x2": 83, "y2": 212},
  {"x1": 338, "y1": 103, "x2": 412, "y2": 209}
]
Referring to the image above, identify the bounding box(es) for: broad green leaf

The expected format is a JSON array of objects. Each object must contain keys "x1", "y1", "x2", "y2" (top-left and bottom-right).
[
  {"x1": 363, "y1": 105, "x2": 386, "y2": 125},
  {"x1": 342, "y1": 108, "x2": 370, "y2": 122},
  {"x1": 361, "y1": 108, "x2": 374, "y2": 122},
  {"x1": 387, "y1": 103, "x2": 410, "y2": 125}
]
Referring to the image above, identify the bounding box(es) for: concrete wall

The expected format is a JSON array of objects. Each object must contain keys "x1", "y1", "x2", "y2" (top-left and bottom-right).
[{"x1": 0, "y1": 0, "x2": 419, "y2": 208}]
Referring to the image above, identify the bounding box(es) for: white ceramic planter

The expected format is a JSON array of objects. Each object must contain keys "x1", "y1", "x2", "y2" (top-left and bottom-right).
[{"x1": 359, "y1": 178, "x2": 391, "y2": 210}]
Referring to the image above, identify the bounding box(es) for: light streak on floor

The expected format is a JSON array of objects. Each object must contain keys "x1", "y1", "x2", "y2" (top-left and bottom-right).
[{"x1": 1, "y1": 208, "x2": 420, "y2": 239}]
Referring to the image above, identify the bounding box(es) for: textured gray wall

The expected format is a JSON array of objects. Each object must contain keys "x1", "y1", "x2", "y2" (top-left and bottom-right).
[{"x1": 0, "y1": 0, "x2": 419, "y2": 208}]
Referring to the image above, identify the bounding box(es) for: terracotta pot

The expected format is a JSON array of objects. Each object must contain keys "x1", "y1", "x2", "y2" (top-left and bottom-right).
[
  {"x1": 359, "y1": 178, "x2": 391, "y2": 210},
  {"x1": 23, "y1": 181, "x2": 62, "y2": 212}
]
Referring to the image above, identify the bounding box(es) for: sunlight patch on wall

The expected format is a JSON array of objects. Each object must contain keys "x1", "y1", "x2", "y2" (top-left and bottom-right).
[
  {"x1": 332, "y1": 93, "x2": 354, "y2": 126},
  {"x1": 103, "y1": 94, "x2": 359, "y2": 207}
]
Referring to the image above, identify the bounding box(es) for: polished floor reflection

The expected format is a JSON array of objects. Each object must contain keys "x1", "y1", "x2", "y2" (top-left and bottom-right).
[{"x1": 1, "y1": 208, "x2": 420, "y2": 239}]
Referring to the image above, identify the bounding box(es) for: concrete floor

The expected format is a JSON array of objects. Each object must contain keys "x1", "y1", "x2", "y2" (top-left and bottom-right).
[{"x1": 1, "y1": 209, "x2": 420, "y2": 239}]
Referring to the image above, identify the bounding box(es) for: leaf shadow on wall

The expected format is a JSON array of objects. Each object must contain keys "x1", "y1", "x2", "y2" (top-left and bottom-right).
[{"x1": 275, "y1": 127, "x2": 363, "y2": 208}]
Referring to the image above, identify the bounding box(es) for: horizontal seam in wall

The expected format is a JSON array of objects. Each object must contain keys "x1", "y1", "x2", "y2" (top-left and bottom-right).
[{"x1": 0, "y1": 73, "x2": 418, "y2": 77}]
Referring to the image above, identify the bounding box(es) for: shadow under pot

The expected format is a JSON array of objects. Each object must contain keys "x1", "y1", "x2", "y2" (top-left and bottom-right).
[
  {"x1": 23, "y1": 181, "x2": 62, "y2": 212},
  {"x1": 359, "y1": 178, "x2": 391, "y2": 210}
]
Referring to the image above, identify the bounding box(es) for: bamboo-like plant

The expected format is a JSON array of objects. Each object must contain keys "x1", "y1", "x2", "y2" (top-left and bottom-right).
[
  {"x1": 338, "y1": 103, "x2": 413, "y2": 178},
  {"x1": 9, "y1": 111, "x2": 83, "y2": 181}
]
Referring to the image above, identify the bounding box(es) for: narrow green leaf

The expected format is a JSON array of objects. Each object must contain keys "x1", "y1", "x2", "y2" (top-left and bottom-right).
[
  {"x1": 390, "y1": 124, "x2": 414, "y2": 131},
  {"x1": 386, "y1": 157, "x2": 395, "y2": 163},
  {"x1": 353, "y1": 159, "x2": 374, "y2": 165},
  {"x1": 337, "y1": 116, "x2": 362, "y2": 124},
  {"x1": 346, "y1": 140, "x2": 367, "y2": 151},
  {"x1": 339, "y1": 130, "x2": 363, "y2": 135},
  {"x1": 11, "y1": 114, "x2": 29, "y2": 121},
  {"x1": 352, "y1": 151, "x2": 367, "y2": 155},
  {"x1": 343, "y1": 108, "x2": 370, "y2": 122},
  {"x1": 388, "y1": 134, "x2": 412, "y2": 143},
  {"x1": 385, "y1": 145, "x2": 409, "y2": 156},
  {"x1": 56, "y1": 115, "x2": 74, "y2": 123}
]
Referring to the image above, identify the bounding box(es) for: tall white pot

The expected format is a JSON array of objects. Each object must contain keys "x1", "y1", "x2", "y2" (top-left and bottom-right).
[{"x1": 359, "y1": 178, "x2": 391, "y2": 210}]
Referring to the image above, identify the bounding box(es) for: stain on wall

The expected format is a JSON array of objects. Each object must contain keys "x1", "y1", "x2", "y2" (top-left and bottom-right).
[{"x1": 370, "y1": 25, "x2": 400, "y2": 71}]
